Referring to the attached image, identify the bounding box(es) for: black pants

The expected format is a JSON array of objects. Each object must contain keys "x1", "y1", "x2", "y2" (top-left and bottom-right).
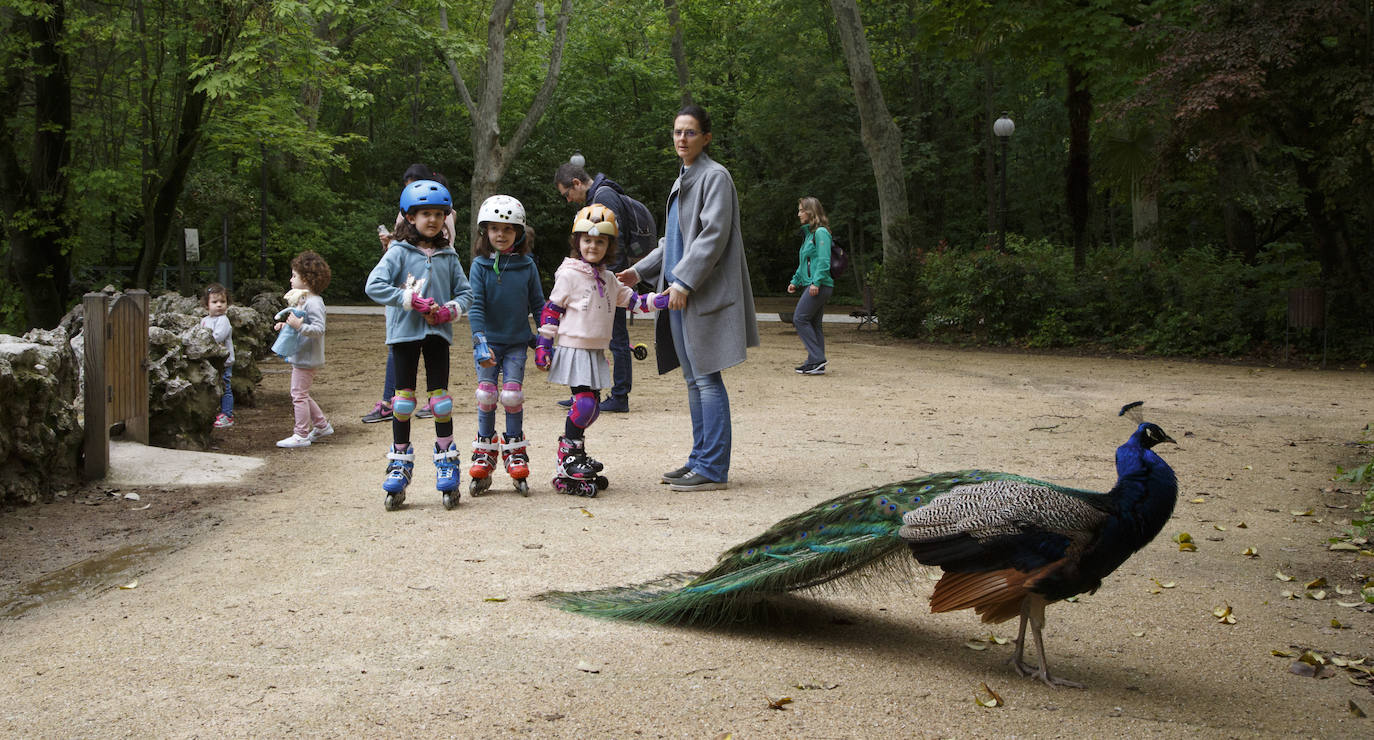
[{"x1": 391, "y1": 335, "x2": 452, "y2": 446}]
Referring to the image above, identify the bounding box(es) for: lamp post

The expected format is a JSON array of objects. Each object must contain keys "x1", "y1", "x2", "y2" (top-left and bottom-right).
[
  {"x1": 570, "y1": 150, "x2": 585, "y2": 168},
  {"x1": 993, "y1": 113, "x2": 1015, "y2": 251}
]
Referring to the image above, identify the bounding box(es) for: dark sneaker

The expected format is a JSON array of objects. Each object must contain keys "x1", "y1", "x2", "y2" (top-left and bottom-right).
[
  {"x1": 669, "y1": 472, "x2": 729, "y2": 491},
  {"x1": 557, "y1": 398, "x2": 573, "y2": 408},
  {"x1": 599, "y1": 396, "x2": 629, "y2": 413},
  {"x1": 802, "y1": 361, "x2": 827, "y2": 375},
  {"x1": 361, "y1": 402, "x2": 392, "y2": 424},
  {"x1": 415, "y1": 404, "x2": 434, "y2": 419},
  {"x1": 660, "y1": 465, "x2": 692, "y2": 484},
  {"x1": 794, "y1": 362, "x2": 810, "y2": 372}
]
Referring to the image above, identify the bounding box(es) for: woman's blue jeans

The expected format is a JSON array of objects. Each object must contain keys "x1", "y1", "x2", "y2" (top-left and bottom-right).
[{"x1": 669, "y1": 309, "x2": 730, "y2": 482}]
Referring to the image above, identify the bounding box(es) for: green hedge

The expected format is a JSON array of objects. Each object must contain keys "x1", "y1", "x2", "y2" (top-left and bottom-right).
[{"x1": 872, "y1": 238, "x2": 1342, "y2": 360}]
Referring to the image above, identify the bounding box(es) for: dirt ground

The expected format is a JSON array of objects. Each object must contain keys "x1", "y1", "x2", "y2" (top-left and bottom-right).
[{"x1": 2, "y1": 310, "x2": 1372, "y2": 738}]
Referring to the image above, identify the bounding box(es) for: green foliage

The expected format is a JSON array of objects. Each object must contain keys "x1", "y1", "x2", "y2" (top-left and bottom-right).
[
  {"x1": 873, "y1": 236, "x2": 1326, "y2": 358},
  {"x1": 1335, "y1": 427, "x2": 1374, "y2": 539}
]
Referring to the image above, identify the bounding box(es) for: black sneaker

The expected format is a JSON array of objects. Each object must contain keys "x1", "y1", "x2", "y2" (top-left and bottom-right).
[
  {"x1": 361, "y1": 402, "x2": 393, "y2": 423},
  {"x1": 660, "y1": 465, "x2": 692, "y2": 484},
  {"x1": 557, "y1": 398, "x2": 573, "y2": 408},
  {"x1": 669, "y1": 472, "x2": 728, "y2": 491},
  {"x1": 802, "y1": 361, "x2": 827, "y2": 375},
  {"x1": 415, "y1": 405, "x2": 433, "y2": 419},
  {"x1": 795, "y1": 362, "x2": 815, "y2": 374},
  {"x1": 599, "y1": 396, "x2": 629, "y2": 413}
]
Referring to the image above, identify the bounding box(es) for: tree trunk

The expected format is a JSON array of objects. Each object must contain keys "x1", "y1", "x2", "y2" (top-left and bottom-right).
[
  {"x1": 1131, "y1": 179, "x2": 1159, "y2": 254},
  {"x1": 132, "y1": 2, "x2": 237, "y2": 290},
  {"x1": 1065, "y1": 64, "x2": 1091, "y2": 271},
  {"x1": 440, "y1": 0, "x2": 573, "y2": 239},
  {"x1": 0, "y1": 3, "x2": 73, "y2": 330},
  {"x1": 664, "y1": 0, "x2": 692, "y2": 106},
  {"x1": 983, "y1": 62, "x2": 998, "y2": 242},
  {"x1": 829, "y1": 0, "x2": 911, "y2": 263}
]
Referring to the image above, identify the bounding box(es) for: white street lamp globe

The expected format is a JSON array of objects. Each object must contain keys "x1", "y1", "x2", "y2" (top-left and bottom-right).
[{"x1": 993, "y1": 115, "x2": 1015, "y2": 138}]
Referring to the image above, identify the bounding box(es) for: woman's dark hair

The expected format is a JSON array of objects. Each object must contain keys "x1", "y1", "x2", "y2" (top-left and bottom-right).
[
  {"x1": 568, "y1": 231, "x2": 618, "y2": 266},
  {"x1": 677, "y1": 104, "x2": 711, "y2": 134},
  {"x1": 291, "y1": 251, "x2": 332, "y2": 294},
  {"x1": 401, "y1": 163, "x2": 433, "y2": 185}
]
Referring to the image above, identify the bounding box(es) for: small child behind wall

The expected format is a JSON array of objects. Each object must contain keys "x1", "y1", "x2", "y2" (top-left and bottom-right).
[
  {"x1": 200, "y1": 283, "x2": 235, "y2": 429},
  {"x1": 274, "y1": 251, "x2": 334, "y2": 448}
]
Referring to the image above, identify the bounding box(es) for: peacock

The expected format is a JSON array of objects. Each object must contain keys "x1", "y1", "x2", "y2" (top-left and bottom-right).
[{"x1": 538, "y1": 404, "x2": 1178, "y2": 688}]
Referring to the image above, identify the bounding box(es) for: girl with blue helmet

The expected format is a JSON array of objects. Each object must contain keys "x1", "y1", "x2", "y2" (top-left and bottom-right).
[{"x1": 365, "y1": 179, "x2": 474, "y2": 511}]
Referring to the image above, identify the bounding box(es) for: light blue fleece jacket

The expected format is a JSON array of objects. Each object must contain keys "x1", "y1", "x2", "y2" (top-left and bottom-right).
[{"x1": 366, "y1": 240, "x2": 473, "y2": 345}]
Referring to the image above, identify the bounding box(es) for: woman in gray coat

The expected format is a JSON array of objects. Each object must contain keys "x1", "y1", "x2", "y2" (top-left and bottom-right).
[{"x1": 617, "y1": 105, "x2": 759, "y2": 491}]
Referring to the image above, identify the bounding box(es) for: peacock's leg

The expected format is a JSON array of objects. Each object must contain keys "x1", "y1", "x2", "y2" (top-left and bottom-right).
[
  {"x1": 1008, "y1": 597, "x2": 1037, "y2": 678},
  {"x1": 1024, "y1": 596, "x2": 1085, "y2": 689}
]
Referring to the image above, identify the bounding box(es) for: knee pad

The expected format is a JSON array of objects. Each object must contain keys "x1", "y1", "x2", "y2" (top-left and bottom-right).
[
  {"x1": 500, "y1": 382, "x2": 524, "y2": 413},
  {"x1": 568, "y1": 391, "x2": 600, "y2": 429},
  {"x1": 429, "y1": 389, "x2": 454, "y2": 423},
  {"x1": 392, "y1": 389, "x2": 417, "y2": 422},
  {"x1": 475, "y1": 381, "x2": 498, "y2": 413}
]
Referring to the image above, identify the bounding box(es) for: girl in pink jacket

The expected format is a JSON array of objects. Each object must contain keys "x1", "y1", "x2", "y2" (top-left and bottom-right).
[{"x1": 536, "y1": 205, "x2": 667, "y2": 497}]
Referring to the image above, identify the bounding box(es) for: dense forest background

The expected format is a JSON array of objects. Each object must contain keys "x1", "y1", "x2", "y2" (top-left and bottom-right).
[{"x1": 2, "y1": 0, "x2": 1371, "y2": 360}]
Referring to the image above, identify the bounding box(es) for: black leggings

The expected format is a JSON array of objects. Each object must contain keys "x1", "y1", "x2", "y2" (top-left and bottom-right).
[{"x1": 391, "y1": 336, "x2": 452, "y2": 446}]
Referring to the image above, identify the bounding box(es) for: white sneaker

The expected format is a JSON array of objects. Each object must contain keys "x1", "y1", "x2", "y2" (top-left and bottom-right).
[
  {"x1": 308, "y1": 422, "x2": 334, "y2": 441},
  {"x1": 276, "y1": 434, "x2": 312, "y2": 448}
]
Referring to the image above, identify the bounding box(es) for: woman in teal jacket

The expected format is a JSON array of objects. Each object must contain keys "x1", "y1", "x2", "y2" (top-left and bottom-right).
[{"x1": 787, "y1": 196, "x2": 833, "y2": 375}]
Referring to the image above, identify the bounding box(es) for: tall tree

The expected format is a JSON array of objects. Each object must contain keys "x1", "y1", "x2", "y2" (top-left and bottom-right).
[
  {"x1": 664, "y1": 0, "x2": 692, "y2": 106},
  {"x1": 439, "y1": 0, "x2": 573, "y2": 236},
  {"x1": 0, "y1": 0, "x2": 73, "y2": 329},
  {"x1": 829, "y1": 0, "x2": 910, "y2": 262}
]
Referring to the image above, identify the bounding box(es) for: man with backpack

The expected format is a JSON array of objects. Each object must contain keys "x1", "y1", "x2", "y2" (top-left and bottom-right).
[{"x1": 553, "y1": 163, "x2": 656, "y2": 412}]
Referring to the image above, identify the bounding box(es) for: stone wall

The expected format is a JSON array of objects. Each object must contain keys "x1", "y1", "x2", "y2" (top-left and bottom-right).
[
  {"x1": 1, "y1": 288, "x2": 281, "y2": 506},
  {"x1": 0, "y1": 329, "x2": 82, "y2": 505}
]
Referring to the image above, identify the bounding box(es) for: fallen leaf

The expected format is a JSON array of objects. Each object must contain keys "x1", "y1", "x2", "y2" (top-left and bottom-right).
[
  {"x1": 1213, "y1": 524, "x2": 1227, "y2": 531},
  {"x1": 1241, "y1": 547, "x2": 1259, "y2": 558},
  {"x1": 765, "y1": 696, "x2": 792, "y2": 710},
  {"x1": 1152, "y1": 578, "x2": 1177, "y2": 589},
  {"x1": 1189, "y1": 497, "x2": 1206, "y2": 504},
  {"x1": 1308, "y1": 590, "x2": 1328, "y2": 601},
  {"x1": 1237, "y1": 522, "x2": 1248, "y2": 528},
  {"x1": 974, "y1": 682, "x2": 1004, "y2": 708},
  {"x1": 1275, "y1": 570, "x2": 1294, "y2": 581},
  {"x1": 1331, "y1": 618, "x2": 1348, "y2": 629},
  {"x1": 1330, "y1": 542, "x2": 1360, "y2": 551},
  {"x1": 580, "y1": 508, "x2": 593, "y2": 517},
  {"x1": 1280, "y1": 590, "x2": 1298, "y2": 599},
  {"x1": 483, "y1": 596, "x2": 508, "y2": 602},
  {"x1": 1211, "y1": 604, "x2": 1236, "y2": 624},
  {"x1": 119, "y1": 579, "x2": 138, "y2": 590},
  {"x1": 1271, "y1": 649, "x2": 1295, "y2": 657},
  {"x1": 1350, "y1": 700, "x2": 1367, "y2": 718},
  {"x1": 1335, "y1": 585, "x2": 1355, "y2": 595},
  {"x1": 1131, "y1": 631, "x2": 1146, "y2": 637},
  {"x1": 1299, "y1": 651, "x2": 1326, "y2": 666},
  {"x1": 1291, "y1": 509, "x2": 1313, "y2": 516},
  {"x1": 575, "y1": 661, "x2": 600, "y2": 673},
  {"x1": 964, "y1": 640, "x2": 989, "y2": 651},
  {"x1": 123, "y1": 492, "x2": 140, "y2": 501},
  {"x1": 1305, "y1": 577, "x2": 1328, "y2": 589},
  {"x1": 130, "y1": 503, "x2": 151, "y2": 511},
  {"x1": 1337, "y1": 601, "x2": 1364, "y2": 608}
]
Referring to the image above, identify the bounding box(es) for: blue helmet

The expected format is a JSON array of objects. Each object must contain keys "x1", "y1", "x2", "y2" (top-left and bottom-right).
[{"x1": 400, "y1": 180, "x2": 452, "y2": 214}]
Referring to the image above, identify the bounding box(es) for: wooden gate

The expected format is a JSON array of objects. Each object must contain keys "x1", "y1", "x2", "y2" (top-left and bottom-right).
[{"x1": 83, "y1": 290, "x2": 150, "y2": 479}]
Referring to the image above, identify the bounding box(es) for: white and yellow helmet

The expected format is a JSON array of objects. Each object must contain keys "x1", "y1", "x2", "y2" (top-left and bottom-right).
[
  {"x1": 477, "y1": 194, "x2": 526, "y2": 227},
  {"x1": 571, "y1": 204, "x2": 618, "y2": 237}
]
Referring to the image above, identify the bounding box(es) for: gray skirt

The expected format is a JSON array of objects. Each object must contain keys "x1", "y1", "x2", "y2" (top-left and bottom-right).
[{"x1": 547, "y1": 346, "x2": 611, "y2": 389}]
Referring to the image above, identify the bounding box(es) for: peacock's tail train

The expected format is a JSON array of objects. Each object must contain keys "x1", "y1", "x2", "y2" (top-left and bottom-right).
[{"x1": 537, "y1": 470, "x2": 1040, "y2": 625}]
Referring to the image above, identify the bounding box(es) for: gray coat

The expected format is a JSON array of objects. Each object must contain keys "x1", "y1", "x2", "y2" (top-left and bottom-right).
[{"x1": 634, "y1": 152, "x2": 759, "y2": 376}]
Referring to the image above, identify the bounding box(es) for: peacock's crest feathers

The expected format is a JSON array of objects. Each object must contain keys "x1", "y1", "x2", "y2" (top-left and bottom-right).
[{"x1": 538, "y1": 470, "x2": 1049, "y2": 625}]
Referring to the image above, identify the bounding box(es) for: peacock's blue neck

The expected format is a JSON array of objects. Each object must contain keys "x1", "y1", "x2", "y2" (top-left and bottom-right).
[{"x1": 1110, "y1": 433, "x2": 1178, "y2": 545}]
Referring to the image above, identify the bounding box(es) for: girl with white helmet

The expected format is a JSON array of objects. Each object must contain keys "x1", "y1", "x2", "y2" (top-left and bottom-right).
[
  {"x1": 535, "y1": 205, "x2": 669, "y2": 496},
  {"x1": 465, "y1": 194, "x2": 545, "y2": 496},
  {"x1": 365, "y1": 179, "x2": 474, "y2": 511}
]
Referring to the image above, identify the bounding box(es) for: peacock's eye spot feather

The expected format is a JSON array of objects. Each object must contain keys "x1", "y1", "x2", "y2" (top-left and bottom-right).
[
  {"x1": 879, "y1": 498, "x2": 889, "y2": 506},
  {"x1": 911, "y1": 496, "x2": 922, "y2": 504},
  {"x1": 921, "y1": 485, "x2": 933, "y2": 492},
  {"x1": 799, "y1": 530, "x2": 808, "y2": 538},
  {"x1": 888, "y1": 504, "x2": 898, "y2": 513},
  {"x1": 896, "y1": 487, "x2": 906, "y2": 494}
]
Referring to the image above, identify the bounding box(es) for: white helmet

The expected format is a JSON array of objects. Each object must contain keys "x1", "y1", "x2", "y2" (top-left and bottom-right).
[{"x1": 477, "y1": 194, "x2": 526, "y2": 227}]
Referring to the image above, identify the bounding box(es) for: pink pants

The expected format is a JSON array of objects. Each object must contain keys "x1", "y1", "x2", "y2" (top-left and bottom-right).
[{"x1": 291, "y1": 367, "x2": 327, "y2": 436}]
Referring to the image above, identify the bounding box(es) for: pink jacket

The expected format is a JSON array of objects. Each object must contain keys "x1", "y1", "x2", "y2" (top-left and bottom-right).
[{"x1": 543, "y1": 257, "x2": 658, "y2": 350}]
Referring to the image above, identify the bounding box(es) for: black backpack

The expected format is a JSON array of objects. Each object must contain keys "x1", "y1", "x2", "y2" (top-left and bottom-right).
[
  {"x1": 593, "y1": 179, "x2": 657, "y2": 261},
  {"x1": 821, "y1": 227, "x2": 847, "y2": 278}
]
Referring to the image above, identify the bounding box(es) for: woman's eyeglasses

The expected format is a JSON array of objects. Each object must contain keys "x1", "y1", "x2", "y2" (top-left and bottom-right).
[{"x1": 672, "y1": 129, "x2": 700, "y2": 139}]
